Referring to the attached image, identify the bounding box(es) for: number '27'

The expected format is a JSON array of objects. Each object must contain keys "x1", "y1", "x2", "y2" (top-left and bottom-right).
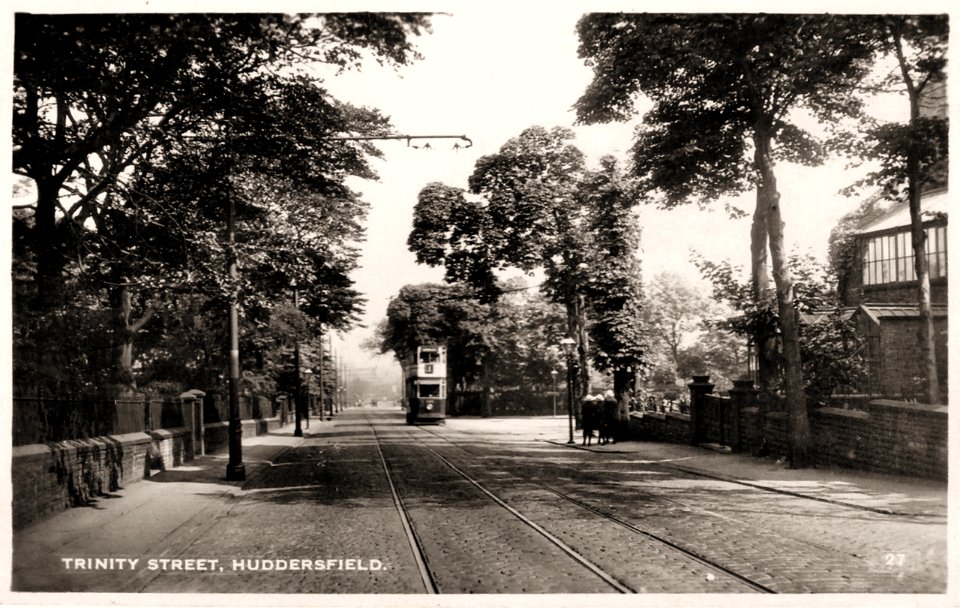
[{"x1": 885, "y1": 553, "x2": 906, "y2": 567}]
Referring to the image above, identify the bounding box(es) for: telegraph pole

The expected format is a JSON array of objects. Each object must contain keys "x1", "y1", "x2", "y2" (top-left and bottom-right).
[{"x1": 225, "y1": 197, "x2": 245, "y2": 481}]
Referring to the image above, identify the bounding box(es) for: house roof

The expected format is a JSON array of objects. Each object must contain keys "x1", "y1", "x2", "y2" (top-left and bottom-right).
[
  {"x1": 859, "y1": 189, "x2": 949, "y2": 234},
  {"x1": 799, "y1": 309, "x2": 856, "y2": 324},
  {"x1": 801, "y1": 303, "x2": 948, "y2": 326},
  {"x1": 859, "y1": 303, "x2": 948, "y2": 322}
]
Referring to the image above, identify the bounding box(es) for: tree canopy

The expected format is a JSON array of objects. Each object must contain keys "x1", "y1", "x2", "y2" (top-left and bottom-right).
[
  {"x1": 12, "y1": 13, "x2": 431, "y2": 397},
  {"x1": 575, "y1": 13, "x2": 879, "y2": 466},
  {"x1": 409, "y1": 128, "x2": 649, "y2": 423}
]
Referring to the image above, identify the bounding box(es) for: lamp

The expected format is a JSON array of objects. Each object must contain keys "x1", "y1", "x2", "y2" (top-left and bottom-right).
[
  {"x1": 550, "y1": 369, "x2": 559, "y2": 417},
  {"x1": 559, "y1": 337, "x2": 576, "y2": 444},
  {"x1": 303, "y1": 369, "x2": 313, "y2": 427}
]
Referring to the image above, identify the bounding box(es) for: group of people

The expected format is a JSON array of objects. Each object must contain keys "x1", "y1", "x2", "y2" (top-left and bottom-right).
[{"x1": 581, "y1": 390, "x2": 619, "y2": 446}]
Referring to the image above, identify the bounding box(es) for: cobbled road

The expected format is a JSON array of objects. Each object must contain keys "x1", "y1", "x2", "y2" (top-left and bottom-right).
[{"x1": 12, "y1": 407, "x2": 946, "y2": 595}]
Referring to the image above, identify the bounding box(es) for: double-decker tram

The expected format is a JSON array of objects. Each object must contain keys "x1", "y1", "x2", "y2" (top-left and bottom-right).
[{"x1": 402, "y1": 345, "x2": 447, "y2": 425}]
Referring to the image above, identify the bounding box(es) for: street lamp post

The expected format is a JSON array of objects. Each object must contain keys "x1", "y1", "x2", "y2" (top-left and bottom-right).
[
  {"x1": 559, "y1": 337, "x2": 576, "y2": 445},
  {"x1": 303, "y1": 368, "x2": 313, "y2": 429},
  {"x1": 550, "y1": 369, "x2": 559, "y2": 417},
  {"x1": 293, "y1": 289, "x2": 304, "y2": 438},
  {"x1": 225, "y1": 197, "x2": 246, "y2": 481}
]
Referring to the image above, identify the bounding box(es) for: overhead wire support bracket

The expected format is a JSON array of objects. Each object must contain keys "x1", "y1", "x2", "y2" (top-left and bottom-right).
[{"x1": 321, "y1": 134, "x2": 473, "y2": 149}]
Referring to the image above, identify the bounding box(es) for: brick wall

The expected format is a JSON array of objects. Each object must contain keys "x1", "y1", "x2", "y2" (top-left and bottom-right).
[
  {"x1": 646, "y1": 380, "x2": 948, "y2": 480},
  {"x1": 12, "y1": 415, "x2": 284, "y2": 529},
  {"x1": 147, "y1": 428, "x2": 193, "y2": 470},
  {"x1": 201, "y1": 418, "x2": 283, "y2": 454},
  {"x1": 879, "y1": 317, "x2": 948, "y2": 397},
  {"x1": 855, "y1": 281, "x2": 949, "y2": 306},
  {"x1": 628, "y1": 411, "x2": 692, "y2": 444},
  {"x1": 810, "y1": 402, "x2": 947, "y2": 479},
  {"x1": 12, "y1": 432, "x2": 156, "y2": 528}
]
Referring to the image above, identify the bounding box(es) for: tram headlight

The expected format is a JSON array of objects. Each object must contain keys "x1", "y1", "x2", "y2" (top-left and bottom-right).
[{"x1": 424, "y1": 401, "x2": 434, "y2": 411}]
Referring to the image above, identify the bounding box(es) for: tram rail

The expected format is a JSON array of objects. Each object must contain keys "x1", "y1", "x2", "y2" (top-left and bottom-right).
[
  {"x1": 365, "y1": 413, "x2": 635, "y2": 593},
  {"x1": 408, "y1": 422, "x2": 778, "y2": 593}
]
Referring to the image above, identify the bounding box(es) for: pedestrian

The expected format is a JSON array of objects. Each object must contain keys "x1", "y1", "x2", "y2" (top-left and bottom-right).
[
  {"x1": 581, "y1": 395, "x2": 599, "y2": 446},
  {"x1": 599, "y1": 389, "x2": 618, "y2": 445}
]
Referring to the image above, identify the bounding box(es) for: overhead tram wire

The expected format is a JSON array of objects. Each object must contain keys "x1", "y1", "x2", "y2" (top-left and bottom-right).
[{"x1": 180, "y1": 133, "x2": 473, "y2": 150}]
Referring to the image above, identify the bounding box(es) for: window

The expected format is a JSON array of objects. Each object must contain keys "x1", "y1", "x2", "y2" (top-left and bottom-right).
[
  {"x1": 862, "y1": 225, "x2": 947, "y2": 285},
  {"x1": 419, "y1": 350, "x2": 439, "y2": 364},
  {"x1": 418, "y1": 383, "x2": 441, "y2": 398}
]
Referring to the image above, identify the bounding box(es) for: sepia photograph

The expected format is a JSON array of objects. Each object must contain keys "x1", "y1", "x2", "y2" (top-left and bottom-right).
[{"x1": 3, "y1": 2, "x2": 955, "y2": 605}]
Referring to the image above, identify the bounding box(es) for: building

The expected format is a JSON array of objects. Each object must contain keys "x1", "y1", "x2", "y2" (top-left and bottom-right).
[{"x1": 824, "y1": 189, "x2": 948, "y2": 399}]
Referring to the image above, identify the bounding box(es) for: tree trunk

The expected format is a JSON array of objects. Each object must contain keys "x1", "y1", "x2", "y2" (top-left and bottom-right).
[
  {"x1": 892, "y1": 27, "x2": 941, "y2": 404},
  {"x1": 34, "y1": 177, "x2": 66, "y2": 310},
  {"x1": 111, "y1": 284, "x2": 153, "y2": 398},
  {"x1": 613, "y1": 369, "x2": 633, "y2": 421},
  {"x1": 750, "y1": 191, "x2": 779, "y2": 391},
  {"x1": 613, "y1": 367, "x2": 635, "y2": 442},
  {"x1": 565, "y1": 294, "x2": 589, "y2": 428},
  {"x1": 481, "y1": 363, "x2": 493, "y2": 418},
  {"x1": 907, "y1": 171, "x2": 940, "y2": 403},
  {"x1": 755, "y1": 131, "x2": 810, "y2": 467}
]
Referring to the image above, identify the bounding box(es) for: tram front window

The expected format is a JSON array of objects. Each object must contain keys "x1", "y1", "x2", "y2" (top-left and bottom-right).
[
  {"x1": 419, "y1": 350, "x2": 439, "y2": 364},
  {"x1": 418, "y1": 384, "x2": 441, "y2": 398}
]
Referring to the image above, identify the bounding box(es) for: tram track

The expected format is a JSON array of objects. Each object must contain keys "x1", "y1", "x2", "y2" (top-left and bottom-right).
[
  {"x1": 411, "y1": 421, "x2": 945, "y2": 593},
  {"x1": 365, "y1": 413, "x2": 780, "y2": 593},
  {"x1": 419, "y1": 423, "x2": 939, "y2": 519},
  {"x1": 404, "y1": 422, "x2": 775, "y2": 594},
  {"x1": 364, "y1": 413, "x2": 635, "y2": 593},
  {"x1": 370, "y1": 423, "x2": 439, "y2": 594}
]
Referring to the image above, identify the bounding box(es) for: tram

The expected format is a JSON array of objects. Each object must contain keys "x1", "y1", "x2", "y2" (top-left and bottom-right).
[{"x1": 402, "y1": 344, "x2": 447, "y2": 424}]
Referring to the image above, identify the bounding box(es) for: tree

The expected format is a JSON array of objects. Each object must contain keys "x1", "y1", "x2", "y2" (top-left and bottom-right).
[
  {"x1": 837, "y1": 16, "x2": 948, "y2": 404},
  {"x1": 644, "y1": 272, "x2": 711, "y2": 383},
  {"x1": 409, "y1": 127, "x2": 597, "y2": 419},
  {"x1": 579, "y1": 157, "x2": 649, "y2": 424},
  {"x1": 13, "y1": 13, "x2": 430, "y2": 396},
  {"x1": 695, "y1": 253, "x2": 866, "y2": 400},
  {"x1": 576, "y1": 14, "x2": 876, "y2": 466},
  {"x1": 376, "y1": 283, "x2": 492, "y2": 411},
  {"x1": 13, "y1": 13, "x2": 422, "y2": 307},
  {"x1": 375, "y1": 281, "x2": 569, "y2": 417},
  {"x1": 675, "y1": 326, "x2": 746, "y2": 390}
]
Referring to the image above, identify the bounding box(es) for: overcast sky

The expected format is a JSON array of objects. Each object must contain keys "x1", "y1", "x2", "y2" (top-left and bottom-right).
[
  {"x1": 5, "y1": 2, "x2": 939, "y2": 383},
  {"x1": 314, "y1": 7, "x2": 917, "y2": 376}
]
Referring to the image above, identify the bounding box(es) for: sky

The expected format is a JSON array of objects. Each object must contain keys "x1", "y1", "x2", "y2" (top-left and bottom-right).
[
  {"x1": 4, "y1": 3, "x2": 942, "y2": 388},
  {"x1": 312, "y1": 7, "x2": 913, "y2": 377}
]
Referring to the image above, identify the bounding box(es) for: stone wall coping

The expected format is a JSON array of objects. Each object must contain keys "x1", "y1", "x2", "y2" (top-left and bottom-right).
[
  {"x1": 12, "y1": 431, "x2": 153, "y2": 460},
  {"x1": 869, "y1": 399, "x2": 948, "y2": 415},
  {"x1": 704, "y1": 394, "x2": 732, "y2": 404},
  {"x1": 816, "y1": 406, "x2": 871, "y2": 421},
  {"x1": 628, "y1": 411, "x2": 689, "y2": 422},
  {"x1": 146, "y1": 427, "x2": 190, "y2": 440},
  {"x1": 204, "y1": 416, "x2": 280, "y2": 428}
]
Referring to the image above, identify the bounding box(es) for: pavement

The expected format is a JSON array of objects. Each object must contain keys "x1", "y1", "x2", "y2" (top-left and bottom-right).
[
  {"x1": 8, "y1": 410, "x2": 950, "y2": 596},
  {"x1": 447, "y1": 414, "x2": 948, "y2": 518}
]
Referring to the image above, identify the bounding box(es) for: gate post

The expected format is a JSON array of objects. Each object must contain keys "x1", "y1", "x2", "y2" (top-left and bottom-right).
[
  {"x1": 727, "y1": 379, "x2": 756, "y2": 452},
  {"x1": 180, "y1": 390, "x2": 206, "y2": 457},
  {"x1": 688, "y1": 375, "x2": 715, "y2": 446}
]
